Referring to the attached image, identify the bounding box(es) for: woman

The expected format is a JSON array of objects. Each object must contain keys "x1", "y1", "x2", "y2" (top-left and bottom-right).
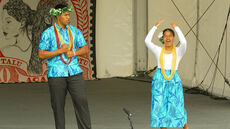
[
  {"x1": 0, "y1": 0, "x2": 35, "y2": 82},
  {"x1": 1, "y1": 0, "x2": 35, "y2": 63},
  {"x1": 145, "y1": 20, "x2": 188, "y2": 129}
]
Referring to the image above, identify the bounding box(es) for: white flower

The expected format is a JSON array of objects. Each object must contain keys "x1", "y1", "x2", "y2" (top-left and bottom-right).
[{"x1": 158, "y1": 32, "x2": 163, "y2": 39}]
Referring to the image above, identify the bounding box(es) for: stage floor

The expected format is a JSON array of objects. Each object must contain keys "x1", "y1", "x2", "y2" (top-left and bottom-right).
[{"x1": 0, "y1": 78, "x2": 230, "y2": 129}]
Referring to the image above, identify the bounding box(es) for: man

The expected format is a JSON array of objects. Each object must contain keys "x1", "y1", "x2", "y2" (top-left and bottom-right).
[{"x1": 38, "y1": 3, "x2": 91, "y2": 129}]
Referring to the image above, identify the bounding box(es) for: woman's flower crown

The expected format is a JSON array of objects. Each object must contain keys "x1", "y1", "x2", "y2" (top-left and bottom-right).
[{"x1": 158, "y1": 31, "x2": 164, "y2": 44}]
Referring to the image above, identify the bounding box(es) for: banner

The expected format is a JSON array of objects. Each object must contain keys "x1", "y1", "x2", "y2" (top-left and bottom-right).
[{"x1": 0, "y1": 0, "x2": 96, "y2": 82}]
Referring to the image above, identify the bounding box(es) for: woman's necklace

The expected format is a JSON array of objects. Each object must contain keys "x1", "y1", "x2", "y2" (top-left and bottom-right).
[{"x1": 159, "y1": 46, "x2": 177, "y2": 81}]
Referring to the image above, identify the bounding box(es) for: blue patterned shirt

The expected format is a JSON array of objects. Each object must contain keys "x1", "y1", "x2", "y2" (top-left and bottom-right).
[{"x1": 39, "y1": 24, "x2": 87, "y2": 78}]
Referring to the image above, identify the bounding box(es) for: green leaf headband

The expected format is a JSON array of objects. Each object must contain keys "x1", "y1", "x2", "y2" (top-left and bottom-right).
[{"x1": 49, "y1": 6, "x2": 73, "y2": 16}]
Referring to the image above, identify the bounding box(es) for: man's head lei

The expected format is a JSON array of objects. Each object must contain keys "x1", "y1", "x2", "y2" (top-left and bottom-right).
[{"x1": 49, "y1": 6, "x2": 73, "y2": 16}]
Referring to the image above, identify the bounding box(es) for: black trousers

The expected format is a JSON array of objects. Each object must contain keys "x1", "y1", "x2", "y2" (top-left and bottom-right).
[{"x1": 48, "y1": 73, "x2": 91, "y2": 129}]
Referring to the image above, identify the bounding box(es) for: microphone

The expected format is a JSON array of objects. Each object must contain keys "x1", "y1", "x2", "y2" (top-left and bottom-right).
[{"x1": 123, "y1": 108, "x2": 132, "y2": 117}]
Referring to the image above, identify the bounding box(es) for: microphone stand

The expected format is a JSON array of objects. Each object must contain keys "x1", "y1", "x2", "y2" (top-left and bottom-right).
[
  {"x1": 123, "y1": 108, "x2": 134, "y2": 129},
  {"x1": 127, "y1": 115, "x2": 134, "y2": 129}
]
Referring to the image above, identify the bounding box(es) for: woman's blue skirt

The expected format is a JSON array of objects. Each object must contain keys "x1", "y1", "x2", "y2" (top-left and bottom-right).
[{"x1": 150, "y1": 68, "x2": 187, "y2": 127}]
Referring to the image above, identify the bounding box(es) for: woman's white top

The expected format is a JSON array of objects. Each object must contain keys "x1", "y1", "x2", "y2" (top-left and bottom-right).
[{"x1": 145, "y1": 26, "x2": 187, "y2": 70}]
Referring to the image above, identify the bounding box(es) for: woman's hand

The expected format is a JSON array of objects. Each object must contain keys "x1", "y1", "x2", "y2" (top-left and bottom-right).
[
  {"x1": 170, "y1": 22, "x2": 178, "y2": 28},
  {"x1": 155, "y1": 20, "x2": 164, "y2": 27}
]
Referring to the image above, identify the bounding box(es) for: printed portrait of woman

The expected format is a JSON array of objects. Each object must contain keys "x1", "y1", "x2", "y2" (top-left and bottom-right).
[
  {"x1": 0, "y1": 0, "x2": 66, "y2": 78},
  {"x1": 1, "y1": 0, "x2": 35, "y2": 63},
  {"x1": 0, "y1": 0, "x2": 93, "y2": 82}
]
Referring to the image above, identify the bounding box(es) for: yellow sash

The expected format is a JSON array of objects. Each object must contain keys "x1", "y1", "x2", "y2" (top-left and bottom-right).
[
  {"x1": 54, "y1": 23, "x2": 73, "y2": 49},
  {"x1": 159, "y1": 46, "x2": 177, "y2": 81}
]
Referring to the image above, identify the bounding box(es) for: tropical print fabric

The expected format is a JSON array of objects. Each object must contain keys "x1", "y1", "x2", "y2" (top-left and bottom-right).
[
  {"x1": 39, "y1": 24, "x2": 87, "y2": 78},
  {"x1": 150, "y1": 68, "x2": 187, "y2": 127}
]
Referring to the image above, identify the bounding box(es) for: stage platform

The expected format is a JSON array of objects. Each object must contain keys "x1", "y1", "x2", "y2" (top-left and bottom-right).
[{"x1": 0, "y1": 78, "x2": 230, "y2": 129}]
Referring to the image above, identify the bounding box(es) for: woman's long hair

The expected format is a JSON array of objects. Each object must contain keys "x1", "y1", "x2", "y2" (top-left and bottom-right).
[{"x1": 28, "y1": 0, "x2": 67, "y2": 74}]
